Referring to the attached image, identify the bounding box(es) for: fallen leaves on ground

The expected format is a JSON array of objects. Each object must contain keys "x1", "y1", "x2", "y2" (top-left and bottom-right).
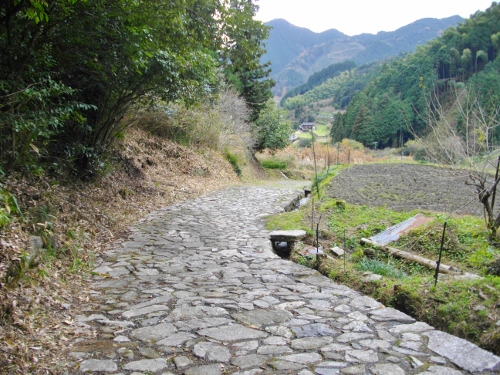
[{"x1": 0, "y1": 127, "x2": 239, "y2": 374}]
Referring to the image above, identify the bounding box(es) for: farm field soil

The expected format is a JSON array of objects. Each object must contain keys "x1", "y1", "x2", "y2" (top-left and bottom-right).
[{"x1": 328, "y1": 163, "x2": 483, "y2": 216}]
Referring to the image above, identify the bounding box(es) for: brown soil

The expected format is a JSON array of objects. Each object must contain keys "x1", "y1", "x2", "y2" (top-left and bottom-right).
[{"x1": 328, "y1": 163, "x2": 483, "y2": 216}]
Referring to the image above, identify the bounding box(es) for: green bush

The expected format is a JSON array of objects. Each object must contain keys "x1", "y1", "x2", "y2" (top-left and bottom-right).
[{"x1": 298, "y1": 138, "x2": 312, "y2": 148}]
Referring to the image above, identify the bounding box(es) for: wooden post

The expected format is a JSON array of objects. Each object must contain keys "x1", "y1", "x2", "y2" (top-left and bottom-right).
[
  {"x1": 316, "y1": 223, "x2": 320, "y2": 262},
  {"x1": 434, "y1": 222, "x2": 447, "y2": 286},
  {"x1": 311, "y1": 198, "x2": 314, "y2": 232},
  {"x1": 491, "y1": 156, "x2": 500, "y2": 212},
  {"x1": 343, "y1": 230, "x2": 346, "y2": 272}
]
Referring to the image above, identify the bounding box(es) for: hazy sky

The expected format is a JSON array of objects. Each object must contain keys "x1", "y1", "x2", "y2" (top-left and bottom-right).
[{"x1": 255, "y1": 0, "x2": 495, "y2": 36}]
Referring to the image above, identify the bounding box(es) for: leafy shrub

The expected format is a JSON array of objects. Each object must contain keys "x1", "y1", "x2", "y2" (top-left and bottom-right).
[
  {"x1": 225, "y1": 151, "x2": 242, "y2": 177},
  {"x1": 298, "y1": 138, "x2": 312, "y2": 148},
  {"x1": 341, "y1": 138, "x2": 364, "y2": 150},
  {"x1": 405, "y1": 139, "x2": 427, "y2": 161},
  {"x1": 0, "y1": 185, "x2": 22, "y2": 228}
]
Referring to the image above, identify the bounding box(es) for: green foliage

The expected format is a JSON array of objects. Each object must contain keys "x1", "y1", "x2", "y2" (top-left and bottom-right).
[
  {"x1": 312, "y1": 167, "x2": 343, "y2": 197},
  {"x1": 394, "y1": 217, "x2": 494, "y2": 267},
  {"x1": 326, "y1": 3, "x2": 500, "y2": 148},
  {"x1": 253, "y1": 99, "x2": 292, "y2": 152},
  {"x1": 281, "y1": 61, "x2": 356, "y2": 105},
  {"x1": 261, "y1": 160, "x2": 287, "y2": 170},
  {"x1": 220, "y1": 1, "x2": 274, "y2": 122},
  {"x1": 283, "y1": 61, "x2": 383, "y2": 115},
  {"x1": 0, "y1": 0, "x2": 271, "y2": 178},
  {"x1": 0, "y1": 184, "x2": 22, "y2": 228},
  {"x1": 265, "y1": 210, "x2": 308, "y2": 232},
  {"x1": 298, "y1": 138, "x2": 312, "y2": 148},
  {"x1": 356, "y1": 258, "x2": 408, "y2": 279},
  {"x1": 3, "y1": 251, "x2": 42, "y2": 285},
  {"x1": 326, "y1": 201, "x2": 417, "y2": 244},
  {"x1": 339, "y1": 138, "x2": 365, "y2": 150},
  {"x1": 224, "y1": 151, "x2": 242, "y2": 177}
]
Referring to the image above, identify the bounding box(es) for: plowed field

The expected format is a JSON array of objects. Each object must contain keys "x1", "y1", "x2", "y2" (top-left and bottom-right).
[{"x1": 328, "y1": 164, "x2": 484, "y2": 216}]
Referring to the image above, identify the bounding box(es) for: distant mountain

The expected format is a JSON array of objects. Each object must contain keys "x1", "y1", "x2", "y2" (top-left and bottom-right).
[{"x1": 263, "y1": 16, "x2": 464, "y2": 97}]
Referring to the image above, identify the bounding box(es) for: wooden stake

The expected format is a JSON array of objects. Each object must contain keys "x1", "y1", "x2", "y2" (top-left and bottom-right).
[{"x1": 434, "y1": 222, "x2": 447, "y2": 286}]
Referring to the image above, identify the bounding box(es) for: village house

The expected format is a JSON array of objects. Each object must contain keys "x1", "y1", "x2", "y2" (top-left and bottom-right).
[{"x1": 298, "y1": 122, "x2": 315, "y2": 131}]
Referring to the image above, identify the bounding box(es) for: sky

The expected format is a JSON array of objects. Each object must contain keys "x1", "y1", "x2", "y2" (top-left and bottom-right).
[{"x1": 254, "y1": 0, "x2": 496, "y2": 36}]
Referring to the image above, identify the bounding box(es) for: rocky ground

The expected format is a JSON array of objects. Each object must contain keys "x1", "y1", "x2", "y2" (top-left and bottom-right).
[{"x1": 62, "y1": 183, "x2": 500, "y2": 374}]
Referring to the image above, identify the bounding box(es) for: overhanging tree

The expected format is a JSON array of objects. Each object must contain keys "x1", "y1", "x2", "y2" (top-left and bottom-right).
[
  {"x1": 253, "y1": 98, "x2": 291, "y2": 152},
  {"x1": 0, "y1": 0, "x2": 273, "y2": 177},
  {"x1": 219, "y1": 0, "x2": 274, "y2": 122}
]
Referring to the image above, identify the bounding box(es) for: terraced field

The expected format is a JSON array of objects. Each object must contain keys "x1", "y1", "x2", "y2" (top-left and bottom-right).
[{"x1": 327, "y1": 163, "x2": 483, "y2": 216}]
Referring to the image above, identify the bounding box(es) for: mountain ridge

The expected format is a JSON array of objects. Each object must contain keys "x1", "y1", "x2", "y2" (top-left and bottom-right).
[{"x1": 263, "y1": 16, "x2": 464, "y2": 97}]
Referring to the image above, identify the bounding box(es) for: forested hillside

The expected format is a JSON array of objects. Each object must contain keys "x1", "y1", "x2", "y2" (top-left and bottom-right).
[
  {"x1": 280, "y1": 60, "x2": 356, "y2": 105},
  {"x1": 282, "y1": 61, "x2": 385, "y2": 115},
  {"x1": 264, "y1": 17, "x2": 463, "y2": 97},
  {"x1": 329, "y1": 3, "x2": 500, "y2": 149}
]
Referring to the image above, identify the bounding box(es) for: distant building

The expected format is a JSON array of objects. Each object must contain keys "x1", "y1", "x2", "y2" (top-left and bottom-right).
[{"x1": 298, "y1": 122, "x2": 315, "y2": 131}]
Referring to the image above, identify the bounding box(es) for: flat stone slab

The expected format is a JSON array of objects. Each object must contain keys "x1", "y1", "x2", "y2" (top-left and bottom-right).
[
  {"x1": 79, "y1": 359, "x2": 117, "y2": 372},
  {"x1": 122, "y1": 304, "x2": 169, "y2": 318},
  {"x1": 369, "y1": 307, "x2": 416, "y2": 323},
  {"x1": 371, "y1": 363, "x2": 405, "y2": 375},
  {"x1": 233, "y1": 309, "x2": 292, "y2": 328},
  {"x1": 193, "y1": 341, "x2": 231, "y2": 362},
  {"x1": 425, "y1": 330, "x2": 500, "y2": 372},
  {"x1": 231, "y1": 354, "x2": 268, "y2": 369},
  {"x1": 291, "y1": 323, "x2": 339, "y2": 338},
  {"x1": 122, "y1": 359, "x2": 167, "y2": 372},
  {"x1": 184, "y1": 364, "x2": 221, "y2": 375},
  {"x1": 269, "y1": 230, "x2": 307, "y2": 241},
  {"x1": 130, "y1": 322, "x2": 177, "y2": 342},
  {"x1": 157, "y1": 332, "x2": 196, "y2": 347},
  {"x1": 198, "y1": 324, "x2": 268, "y2": 341},
  {"x1": 330, "y1": 246, "x2": 345, "y2": 257}
]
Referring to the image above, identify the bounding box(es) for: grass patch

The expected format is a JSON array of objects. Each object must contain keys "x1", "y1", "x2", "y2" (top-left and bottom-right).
[
  {"x1": 296, "y1": 132, "x2": 313, "y2": 139},
  {"x1": 224, "y1": 150, "x2": 242, "y2": 176},
  {"x1": 265, "y1": 210, "x2": 309, "y2": 233},
  {"x1": 394, "y1": 216, "x2": 496, "y2": 270},
  {"x1": 312, "y1": 165, "x2": 345, "y2": 197},
  {"x1": 326, "y1": 202, "x2": 418, "y2": 241},
  {"x1": 356, "y1": 257, "x2": 408, "y2": 279},
  {"x1": 313, "y1": 125, "x2": 329, "y2": 137},
  {"x1": 261, "y1": 159, "x2": 287, "y2": 170}
]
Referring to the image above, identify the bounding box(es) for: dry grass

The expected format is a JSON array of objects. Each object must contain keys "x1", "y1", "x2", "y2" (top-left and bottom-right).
[
  {"x1": 257, "y1": 142, "x2": 376, "y2": 180},
  {"x1": 0, "y1": 126, "x2": 239, "y2": 374}
]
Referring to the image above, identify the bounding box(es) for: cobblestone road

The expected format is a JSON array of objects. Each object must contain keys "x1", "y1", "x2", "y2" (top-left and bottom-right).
[{"x1": 67, "y1": 184, "x2": 500, "y2": 374}]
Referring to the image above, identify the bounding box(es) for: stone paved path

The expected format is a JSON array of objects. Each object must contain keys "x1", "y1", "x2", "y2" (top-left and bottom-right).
[{"x1": 67, "y1": 184, "x2": 500, "y2": 375}]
